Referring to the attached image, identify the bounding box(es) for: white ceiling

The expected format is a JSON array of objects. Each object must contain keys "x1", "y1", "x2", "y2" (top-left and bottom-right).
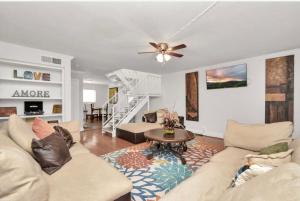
[{"x1": 0, "y1": 1, "x2": 300, "y2": 78}]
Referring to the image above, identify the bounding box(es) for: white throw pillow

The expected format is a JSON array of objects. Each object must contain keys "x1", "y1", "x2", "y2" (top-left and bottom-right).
[
  {"x1": 156, "y1": 109, "x2": 168, "y2": 124},
  {"x1": 232, "y1": 164, "x2": 274, "y2": 187},
  {"x1": 221, "y1": 163, "x2": 300, "y2": 201},
  {"x1": 245, "y1": 149, "x2": 293, "y2": 166}
]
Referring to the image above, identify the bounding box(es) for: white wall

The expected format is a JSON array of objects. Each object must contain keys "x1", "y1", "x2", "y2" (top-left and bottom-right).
[
  {"x1": 83, "y1": 83, "x2": 108, "y2": 113},
  {"x1": 132, "y1": 97, "x2": 162, "y2": 123},
  {"x1": 71, "y1": 71, "x2": 84, "y2": 130},
  {"x1": 161, "y1": 48, "x2": 300, "y2": 138},
  {"x1": 0, "y1": 41, "x2": 73, "y2": 121}
]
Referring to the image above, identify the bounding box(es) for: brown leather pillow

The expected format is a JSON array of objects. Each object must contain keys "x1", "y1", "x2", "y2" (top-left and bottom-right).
[
  {"x1": 53, "y1": 125, "x2": 76, "y2": 148},
  {"x1": 144, "y1": 112, "x2": 157, "y2": 123},
  {"x1": 31, "y1": 132, "x2": 72, "y2": 175}
]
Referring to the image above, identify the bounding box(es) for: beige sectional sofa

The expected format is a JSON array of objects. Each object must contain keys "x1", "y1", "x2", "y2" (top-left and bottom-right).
[
  {"x1": 0, "y1": 116, "x2": 132, "y2": 201},
  {"x1": 161, "y1": 120, "x2": 300, "y2": 201}
]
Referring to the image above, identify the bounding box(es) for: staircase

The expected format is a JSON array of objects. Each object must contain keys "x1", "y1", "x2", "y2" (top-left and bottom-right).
[{"x1": 102, "y1": 69, "x2": 161, "y2": 137}]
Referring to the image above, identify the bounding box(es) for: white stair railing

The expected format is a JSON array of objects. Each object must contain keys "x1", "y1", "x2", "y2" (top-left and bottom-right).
[
  {"x1": 102, "y1": 69, "x2": 161, "y2": 136},
  {"x1": 101, "y1": 92, "x2": 118, "y2": 128},
  {"x1": 115, "y1": 95, "x2": 149, "y2": 127},
  {"x1": 102, "y1": 88, "x2": 129, "y2": 134}
]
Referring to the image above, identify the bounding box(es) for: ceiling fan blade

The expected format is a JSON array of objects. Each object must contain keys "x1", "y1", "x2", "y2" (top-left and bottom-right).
[
  {"x1": 149, "y1": 42, "x2": 159, "y2": 49},
  {"x1": 169, "y1": 44, "x2": 187, "y2": 51},
  {"x1": 138, "y1": 51, "x2": 156, "y2": 54},
  {"x1": 166, "y1": 52, "x2": 184, "y2": 57}
]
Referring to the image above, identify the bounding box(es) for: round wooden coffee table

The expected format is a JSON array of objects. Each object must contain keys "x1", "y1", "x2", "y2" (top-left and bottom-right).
[{"x1": 144, "y1": 129, "x2": 195, "y2": 164}]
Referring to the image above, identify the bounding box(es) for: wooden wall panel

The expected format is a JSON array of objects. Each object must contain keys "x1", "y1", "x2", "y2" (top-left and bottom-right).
[
  {"x1": 265, "y1": 55, "x2": 294, "y2": 123},
  {"x1": 186, "y1": 72, "x2": 199, "y2": 121}
]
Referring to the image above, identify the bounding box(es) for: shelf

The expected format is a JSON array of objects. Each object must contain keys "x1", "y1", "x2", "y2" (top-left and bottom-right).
[
  {"x1": 0, "y1": 97, "x2": 62, "y2": 100},
  {"x1": 0, "y1": 58, "x2": 63, "y2": 71},
  {"x1": 0, "y1": 114, "x2": 63, "y2": 120},
  {"x1": 0, "y1": 78, "x2": 62, "y2": 85}
]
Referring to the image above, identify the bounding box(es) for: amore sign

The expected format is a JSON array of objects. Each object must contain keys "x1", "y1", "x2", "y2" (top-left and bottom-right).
[{"x1": 12, "y1": 90, "x2": 50, "y2": 98}]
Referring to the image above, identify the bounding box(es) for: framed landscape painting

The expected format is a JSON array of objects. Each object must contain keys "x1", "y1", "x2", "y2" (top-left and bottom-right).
[
  {"x1": 206, "y1": 64, "x2": 247, "y2": 89},
  {"x1": 186, "y1": 71, "x2": 199, "y2": 121}
]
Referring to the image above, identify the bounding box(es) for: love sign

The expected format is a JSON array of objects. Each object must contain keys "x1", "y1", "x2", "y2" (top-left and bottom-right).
[{"x1": 13, "y1": 70, "x2": 51, "y2": 81}]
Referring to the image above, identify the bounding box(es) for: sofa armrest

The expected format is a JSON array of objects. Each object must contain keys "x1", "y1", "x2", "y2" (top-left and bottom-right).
[
  {"x1": 58, "y1": 120, "x2": 81, "y2": 142},
  {"x1": 290, "y1": 138, "x2": 300, "y2": 164}
]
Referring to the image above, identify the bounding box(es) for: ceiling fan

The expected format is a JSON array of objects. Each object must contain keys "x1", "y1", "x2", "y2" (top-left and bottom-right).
[{"x1": 138, "y1": 42, "x2": 187, "y2": 63}]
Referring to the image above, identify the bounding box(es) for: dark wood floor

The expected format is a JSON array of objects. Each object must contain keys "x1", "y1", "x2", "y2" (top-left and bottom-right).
[
  {"x1": 81, "y1": 119, "x2": 133, "y2": 156},
  {"x1": 80, "y1": 119, "x2": 224, "y2": 156},
  {"x1": 83, "y1": 118, "x2": 102, "y2": 131}
]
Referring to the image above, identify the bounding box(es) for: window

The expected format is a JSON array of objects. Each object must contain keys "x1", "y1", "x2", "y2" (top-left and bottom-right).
[{"x1": 83, "y1": 89, "x2": 96, "y2": 103}]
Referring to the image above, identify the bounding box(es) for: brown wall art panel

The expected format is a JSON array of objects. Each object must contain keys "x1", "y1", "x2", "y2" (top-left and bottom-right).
[
  {"x1": 186, "y1": 71, "x2": 199, "y2": 121},
  {"x1": 265, "y1": 55, "x2": 294, "y2": 123}
]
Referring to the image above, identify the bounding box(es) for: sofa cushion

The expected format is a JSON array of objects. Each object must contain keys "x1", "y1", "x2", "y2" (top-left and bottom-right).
[
  {"x1": 69, "y1": 143, "x2": 90, "y2": 156},
  {"x1": 245, "y1": 149, "x2": 293, "y2": 166},
  {"x1": 44, "y1": 153, "x2": 132, "y2": 201},
  {"x1": 290, "y1": 138, "x2": 300, "y2": 164},
  {"x1": 209, "y1": 147, "x2": 256, "y2": 165},
  {"x1": 117, "y1": 122, "x2": 162, "y2": 133},
  {"x1": 160, "y1": 147, "x2": 254, "y2": 201},
  {"x1": 0, "y1": 121, "x2": 9, "y2": 136},
  {"x1": 219, "y1": 163, "x2": 300, "y2": 201},
  {"x1": 144, "y1": 112, "x2": 157, "y2": 123},
  {"x1": 8, "y1": 114, "x2": 36, "y2": 155},
  {"x1": 0, "y1": 134, "x2": 49, "y2": 201},
  {"x1": 224, "y1": 120, "x2": 293, "y2": 151}
]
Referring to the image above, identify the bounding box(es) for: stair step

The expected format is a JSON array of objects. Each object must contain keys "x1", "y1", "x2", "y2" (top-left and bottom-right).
[
  {"x1": 108, "y1": 119, "x2": 120, "y2": 125},
  {"x1": 103, "y1": 124, "x2": 112, "y2": 128},
  {"x1": 102, "y1": 127, "x2": 113, "y2": 134}
]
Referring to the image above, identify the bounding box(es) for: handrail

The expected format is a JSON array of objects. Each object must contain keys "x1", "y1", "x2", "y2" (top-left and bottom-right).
[
  {"x1": 115, "y1": 95, "x2": 147, "y2": 127},
  {"x1": 101, "y1": 92, "x2": 118, "y2": 109},
  {"x1": 102, "y1": 92, "x2": 118, "y2": 127},
  {"x1": 102, "y1": 69, "x2": 161, "y2": 136}
]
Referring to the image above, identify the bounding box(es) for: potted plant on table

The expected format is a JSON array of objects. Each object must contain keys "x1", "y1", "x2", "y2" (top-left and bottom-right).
[{"x1": 163, "y1": 112, "x2": 177, "y2": 137}]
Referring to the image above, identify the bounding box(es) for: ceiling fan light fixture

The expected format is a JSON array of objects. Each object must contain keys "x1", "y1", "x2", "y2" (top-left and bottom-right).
[
  {"x1": 140, "y1": 42, "x2": 186, "y2": 62},
  {"x1": 156, "y1": 53, "x2": 171, "y2": 63},
  {"x1": 164, "y1": 54, "x2": 171, "y2": 61},
  {"x1": 156, "y1": 53, "x2": 164, "y2": 63}
]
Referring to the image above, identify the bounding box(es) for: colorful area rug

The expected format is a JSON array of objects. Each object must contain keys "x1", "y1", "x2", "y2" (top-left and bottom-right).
[{"x1": 102, "y1": 137, "x2": 224, "y2": 201}]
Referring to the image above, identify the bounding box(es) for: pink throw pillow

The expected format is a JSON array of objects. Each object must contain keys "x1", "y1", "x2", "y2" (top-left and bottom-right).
[{"x1": 32, "y1": 118, "x2": 55, "y2": 139}]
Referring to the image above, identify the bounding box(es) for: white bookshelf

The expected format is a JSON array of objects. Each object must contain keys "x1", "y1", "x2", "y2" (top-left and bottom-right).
[
  {"x1": 0, "y1": 58, "x2": 64, "y2": 122},
  {"x1": 0, "y1": 114, "x2": 63, "y2": 120},
  {"x1": 0, "y1": 97, "x2": 63, "y2": 100},
  {"x1": 0, "y1": 78, "x2": 62, "y2": 85},
  {"x1": 0, "y1": 58, "x2": 63, "y2": 71}
]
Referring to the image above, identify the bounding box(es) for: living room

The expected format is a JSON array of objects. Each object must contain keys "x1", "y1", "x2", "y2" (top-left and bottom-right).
[{"x1": 0, "y1": 1, "x2": 300, "y2": 201}]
